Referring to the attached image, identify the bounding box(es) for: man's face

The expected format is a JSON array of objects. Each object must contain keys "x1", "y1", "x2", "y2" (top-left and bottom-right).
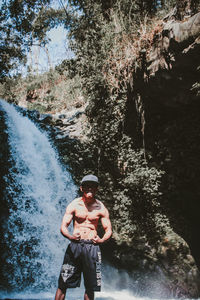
[{"x1": 80, "y1": 181, "x2": 98, "y2": 200}]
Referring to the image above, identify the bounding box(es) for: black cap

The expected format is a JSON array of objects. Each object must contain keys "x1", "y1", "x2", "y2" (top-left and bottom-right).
[{"x1": 81, "y1": 174, "x2": 99, "y2": 185}]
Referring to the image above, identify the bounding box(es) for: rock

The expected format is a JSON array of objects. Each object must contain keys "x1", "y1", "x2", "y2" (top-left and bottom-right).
[
  {"x1": 39, "y1": 114, "x2": 53, "y2": 123},
  {"x1": 58, "y1": 113, "x2": 67, "y2": 119},
  {"x1": 26, "y1": 109, "x2": 40, "y2": 120},
  {"x1": 55, "y1": 119, "x2": 64, "y2": 126},
  {"x1": 148, "y1": 12, "x2": 200, "y2": 77}
]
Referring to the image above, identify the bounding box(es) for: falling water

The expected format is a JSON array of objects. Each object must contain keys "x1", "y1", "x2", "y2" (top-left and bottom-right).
[
  {"x1": 0, "y1": 100, "x2": 198, "y2": 300},
  {"x1": 0, "y1": 99, "x2": 77, "y2": 298}
]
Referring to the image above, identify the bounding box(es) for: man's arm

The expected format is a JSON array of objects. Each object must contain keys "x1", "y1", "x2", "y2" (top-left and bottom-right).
[
  {"x1": 92, "y1": 207, "x2": 112, "y2": 244},
  {"x1": 60, "y1": 201, "x2": 80, "y2": 241}
]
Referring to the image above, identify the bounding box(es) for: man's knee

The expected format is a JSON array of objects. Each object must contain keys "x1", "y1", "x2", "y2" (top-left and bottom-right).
[{"x1": 55, "y1": 287, "x2": 66, "y2": 300}]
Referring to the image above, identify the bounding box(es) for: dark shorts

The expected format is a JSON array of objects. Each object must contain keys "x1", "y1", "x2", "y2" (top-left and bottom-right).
[{"x1": 58, "y1": 240, "x2": 101, "y2": 292}]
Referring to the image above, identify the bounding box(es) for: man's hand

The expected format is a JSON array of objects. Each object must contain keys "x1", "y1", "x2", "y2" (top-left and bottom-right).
[
  {"x1": 70, "y1": 232, "x2": 81, "y2": 241},
  {"x1": 92, "y1": 235, "x2": 104, "y2": 244}
]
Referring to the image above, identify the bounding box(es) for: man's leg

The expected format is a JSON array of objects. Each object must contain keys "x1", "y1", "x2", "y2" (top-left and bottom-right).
[
  {"x1": 55, "y1": 288, "x2": 66, "y2": 300},
  {"x1": 84, "y1": 290, "x2": 94, "y2": 300}
]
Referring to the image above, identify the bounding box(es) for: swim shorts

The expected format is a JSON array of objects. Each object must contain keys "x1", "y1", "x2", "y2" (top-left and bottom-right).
[{"x1": 58, "y1": 240, "x2": 101, "y2": 292}]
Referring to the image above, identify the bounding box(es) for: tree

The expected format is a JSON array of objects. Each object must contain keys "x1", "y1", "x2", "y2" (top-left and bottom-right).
[{"x1": 0, "y1": 0, "x2": 65, "y2": 81}]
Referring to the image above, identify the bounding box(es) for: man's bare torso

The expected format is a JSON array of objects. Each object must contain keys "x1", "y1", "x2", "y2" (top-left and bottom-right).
[{"x1": 72, "y1": 197, "x2": 104, "y2": 240}]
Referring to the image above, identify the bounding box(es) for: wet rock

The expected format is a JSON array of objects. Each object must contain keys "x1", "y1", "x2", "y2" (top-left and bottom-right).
[
  {"x1": 39, "y1": 114, "x2": 53, "y2": 123},
  {"x1": 58, "y1": 113, "x2": 67, "y2": 119}
]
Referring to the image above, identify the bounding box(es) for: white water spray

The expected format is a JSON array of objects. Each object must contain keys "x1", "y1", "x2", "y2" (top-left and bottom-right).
[{"x1": 0, "y1": 100, "x2": 77, "y2": 295}]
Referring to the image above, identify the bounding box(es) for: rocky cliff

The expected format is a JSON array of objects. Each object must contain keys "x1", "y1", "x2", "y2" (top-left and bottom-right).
[
  {"x1": 72, "y1": 11, "x2": 200, "y2": 298},
  {"x1": 106, "y1": 11, "x2": 200, "y2": 297},
  {"x1": 93, "y1": 12, "x2": 200, "y2": 298}
]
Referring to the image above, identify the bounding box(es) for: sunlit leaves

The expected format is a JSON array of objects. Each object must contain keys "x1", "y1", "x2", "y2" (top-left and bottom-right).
[{"x1": 0, "y1": 0, "x2": 61, "y2": 79}]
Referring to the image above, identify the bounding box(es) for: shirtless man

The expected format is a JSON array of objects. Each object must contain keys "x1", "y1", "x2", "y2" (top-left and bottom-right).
[{"x1": 55, "y1": 174, "x2": 112, "y2": 300}]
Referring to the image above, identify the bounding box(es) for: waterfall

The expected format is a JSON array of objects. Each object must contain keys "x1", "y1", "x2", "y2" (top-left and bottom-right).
[{"x1": 0, "y1": 100, "x2": 77, "y2": 298}]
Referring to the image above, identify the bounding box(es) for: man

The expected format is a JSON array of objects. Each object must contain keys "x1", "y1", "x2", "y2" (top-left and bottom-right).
[{"x1": 55, "y1": 174, "x2": 112, "y2": 300}]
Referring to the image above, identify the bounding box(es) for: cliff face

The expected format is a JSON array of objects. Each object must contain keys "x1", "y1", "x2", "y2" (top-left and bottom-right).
[
  {"x1": 144, "y1": 12, "x2": 200, "y2": 265},
  {"x1": 125, "y1": 12, "x2": 200, "y2": 297},
  {"x1": 81, "y1": 12, "x2": 200, "y2": 298}
]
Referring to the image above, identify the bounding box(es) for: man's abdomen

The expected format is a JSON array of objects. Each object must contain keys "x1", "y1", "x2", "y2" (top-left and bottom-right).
[{"x1": 74, "y1": 225, "x2": 97, "y2": 239}]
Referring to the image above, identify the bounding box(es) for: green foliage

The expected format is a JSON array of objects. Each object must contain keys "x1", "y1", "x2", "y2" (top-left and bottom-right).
[
  {"x1": 192, "y1": 82, "x2": 200, "y2": 97},
  {"x1": 118, "y1": 135, "x2": 163, "y2": 199},
  {"x1": 26, "y1": 82, "x2": 42, "y2": 92},
  {"x1": 0, "y1": 0, "x2": 182, "y2": 80},
  {"x1": 0, "y1": 0, "x2": 67, "y2": 80},
  {"x1": 0, "y1": 65, "x2": 83, "y2": 113},
  {"x1": 191, "y1": 66, "x2": 200, "y2": 97},
  {"x1": 27, "y1": 102, "x2": 48, "y2": 113},
  {"x1": 60, "y1": 0, "x2": 180, "y2": 248}
]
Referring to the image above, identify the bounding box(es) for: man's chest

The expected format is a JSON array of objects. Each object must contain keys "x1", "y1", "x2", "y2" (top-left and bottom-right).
[{"x1": 74, "y1": 204, "x2": 102, "y2": 222}]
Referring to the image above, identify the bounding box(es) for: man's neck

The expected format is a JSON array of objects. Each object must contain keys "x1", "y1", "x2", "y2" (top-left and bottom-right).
[{"x1": 82, "y1": 196, "x2": 96, "y2": 205}]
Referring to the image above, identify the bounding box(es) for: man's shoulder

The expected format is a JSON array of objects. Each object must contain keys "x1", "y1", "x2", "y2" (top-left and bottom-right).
[
  {"x1": 72, "y1": 196, "x2": 82, "y2": 202},
  {"x1": 66, "y1": 197, "x2": 82, "y2": 211},
  {"x1": 70, "y1": 197, "x2": 83, "y2": 206},
  {"x1": 96, "y1": 199, "x2": 103, "y2": 206},
  {"x1": 96, "y1": 199, "x2": 107, "y2": 212}
]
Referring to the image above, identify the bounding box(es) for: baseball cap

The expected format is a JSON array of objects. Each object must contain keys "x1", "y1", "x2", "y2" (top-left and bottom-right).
[{"x1": 81, "y1": 174, "x2": 99, "y2": 185}]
